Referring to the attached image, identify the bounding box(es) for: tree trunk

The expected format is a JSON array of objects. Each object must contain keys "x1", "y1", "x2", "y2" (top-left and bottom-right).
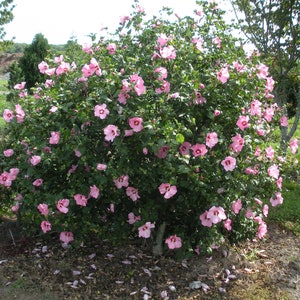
[{"x1": 152, "y1": 221, "x2": 166, "y2": 256}]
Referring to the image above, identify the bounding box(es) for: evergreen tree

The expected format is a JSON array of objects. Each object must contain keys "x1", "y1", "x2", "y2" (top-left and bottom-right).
[{"x1": 19, "y1": 33, "x2": 50, "y2": 91}]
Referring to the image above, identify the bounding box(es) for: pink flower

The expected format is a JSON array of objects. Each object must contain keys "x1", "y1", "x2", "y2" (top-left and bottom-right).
[
  {"x1": 38, "y1": 61, "x2": 49, "y2": 74},
  {"x1": 157, "y1": 33, "x2": 168, "y2": 47},
  {"x1": 179, "y1": 142, "x2": 191, "y2": 155},
  {"x1": 74, "y1": 194, "x2": 88, "y2": 206},
  {"x1": 232, "y1": 199, "x2": 242, "y2": 214},
  {"x1": 263, "y1": 204, "x2": 269, "y2": 217},
  {"x1": 249, "y1": 99, "x2": 262, "y2": 116},
  {"x1": 270, "y1": 192, "x2": 284, "y2": 207},
  {"x1": 127, "y1": 212, "x2": 141, "y2": 224},
  {"x1": 124, "y1": 129, "x2": 134, "y2": 137},
  {"x1": 89, "y1": 58, "x2": 102, "y2": 76},
  {"x1": 206, "y1": 206, "x2": 227, "y2": 224},
  {"x1": 128, "y1": 117, "x2": 143, "y2": 132},
  {"x1": 276, "y1": 177, "x2": 283, "y2": 190},
  {"x1": 126, "y1": 186, "x2": 140, "y2": 201},
  {"x1": 265, "y1": 146, "x2": 274, "y2": 160},
  {"x1": 130, "y1": 74, "x2": 146, "y2": 96},
  {"x1": 200, "y1": 211, "x2": 213, "y2": 227},
  {"x1": 89, "y1": 185, "x2": 100, "y2": 199},
  {"x1": 191, "y1": 143, "x2": 208, "y2": 157},
  {"x1": 60, "y1": 231, "x2": 74, "y2": 244},
  {"x1": 264, "y1": 107, "x2": 275, "y2": 122},
  {"x1": 256, "y1": 63, "x2": 269, "y2": 79},
  {"x1": 158, "y1": 183, "x2": 177, "y2": 199},
  {"x1": 257, "y1": 221, "x2": 267, "y2": 239},
  {"x1": 236, "y1": 115, "x2": 250, "y2": 131},
  {"x1": 30, "y1": 155, "x2": 41, "y2": 166},
  {"x1": 3, "y1": 149, "x2": 14, "y2": 157},
  {"x1": 14, "y1": 81, "x2": 26, "y2": 90},
  {"x1": 160, "y1": 45, "x2": 176, "y2": 59},
  {"x1": 212, "y1": 36, "x2": 221, "y2": 48},
  {"x1": 119, "y1": 15, "x2": 131, "y2": 24},
  {"x1": 114, "y1": 175, "x2": 129, "y2": 189},
  {"x1": 3, "y1": 109, "x2": 14, "y2": 122},
  {"x1": 230, "y1": 134, "x2": 244, "y2": 152},
  {"x1": 206, "y1": 132, "x2": 218, "y2": 148},
  {"x1": 138, "y1": 222, "x2": 155, "y2": 238},
  {"x1": 156, "y1": 145, "x2": 170, "y2": 159},
  {"x1": 265, "y1": 76, "x2": 275, "y2": 92},
  {"x1": 165, "y1": 235, "x2": 182, "y2": 249},
  {"x1": 94, "y1": 104, "x2": 109, "y2": 119},
  {"x1": 216, "y1": 67, "x2": 229, "y2": 84},
  {"x1": 15, "y1": 104, "x2": 25, "y2": 123},
  {"x1": 107, "y1": 43, "x2": 116, "y2": 54},
  {"x1": 1, "y1": 172, "x2": 13, "y2": 187},
  {"x1": 49, "y1": 131, "x2": 60, "y2": 144},
  {"x1": 155, "y1": 80, "x2": 170, "y2": 94},
  {"x1": 41, "y1": 221, "x2": 52, "y2": 233},
  {"x1": 33, "y1": 178, "x2": 43, "y2": 187},
  {"x1": 280, "y1": 115, "x2": 288, "y2": 127},
  {"x1": 221, "y1": 156, "x2": 236, "y2": 171},
  {"x1": 37, "y1": 203, "x2": 49, "y2": 216},
  {"x1": 104, "y1": 124, "x2": 119, "y2": 142},
  {"x1": 192, "y1": 37, "x2": 204, "y2": 51},
  {"x1": 193, "y1": 90, "x2": 206, "y2": 104},
  {"x1": 56, "y1": 62, "x2": 70, "y2": 76},
  {"x1": 154, "y1": 66, "x2": 168, "y2": 80},
  {"x1": 268, "y1": 164, "x2": 279, "y2": 179},
  {"x1": 57, "y1": 199, "x2": 69, "y2": 214},
  {"x1": 290, "y1": 138, "x2": 298, "y2": 154},
  {"x1": 96, "y1": 163, "x2": 107, "y2": 171},
  {"x1": 214, "y1": 110, "x2": 221, "y2": 116},
  {"x1": 224, "y1": 219, "x2": 232, "y2": 231}
]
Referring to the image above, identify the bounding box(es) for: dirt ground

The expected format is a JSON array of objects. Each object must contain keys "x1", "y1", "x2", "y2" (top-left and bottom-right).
[{"x1": 0, "y1": 220, "x2": 299, "y2": 300}]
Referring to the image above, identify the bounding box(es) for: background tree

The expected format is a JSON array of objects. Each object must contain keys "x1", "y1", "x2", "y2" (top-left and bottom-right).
[
  {"x1": 230, "y1": 0, "x2": 300, "y2": 151},
  {"x1": 19, "y1": 33, "x2": 50, "y2": 91},
  {"x1": 0, "y1": 0, "x2": 14, "y2": 52}
]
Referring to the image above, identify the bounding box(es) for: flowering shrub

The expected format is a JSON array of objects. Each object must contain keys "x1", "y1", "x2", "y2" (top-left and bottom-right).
[{"x1": 1, "y1": 0, "x2": 298, "y2": 256}]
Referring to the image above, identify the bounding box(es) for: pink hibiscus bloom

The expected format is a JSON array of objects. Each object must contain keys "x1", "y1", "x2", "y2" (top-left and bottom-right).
[
  {"x1": 191, "y1": 143, "x2": 208, "y2": 157},
  {"x1": 229, "y1": 134, "x2": 244, "y2": 152},
  {"x1": 89, "y1": 185, "x2": 100, "y2": 199},
  {"x1": 270, "y1": 192, "x2": 284, "y2": 207},
  {"x1": 256, "y1": 63, "x2": 269, "y2": 79},
  {"x1": 57, "y1": 199, "x2": 69, "y2": 214},
  {"x1": 74, "y1": 194, "x2": 88, "y2": 206},
  {"x1": 265, "y1": 146, "x2": 274, "y2": 160},
  {"x1": 3, "y1": 149, "x2": 14, "y2": 157},
  {"x1": 33, "y1": 178, "x2": 43, "y2": 187},
  {"x1": 126, "y1": 186, "x2": 140, "y2": 202},
  {"x1": 232, "y1": 199, "x2": 242, "y2": 214},
  {"x1": 165, "y1": 235, "x2": 182, "y2": 249},
  {"x1": 104, "y1": 124, "x2": 119, "y2": 142},
  {"x1": 154, "y1": 66, "x2": 168, "y2": 80},
  {"x1": 224, "y1": 218, "x2": 232, "y2": 231},
  {"x1": 257, "y1": 222, "x2": 267, "y2": 239},
  {"x1": 114, "y1": 175, "x2": 129, "y2": 189},
  {"x1": 3, "y1": 109, "x2": 14, "y2": 122},
  {"x1": 49, "y1": 131, "x2": 60, "y2": 144},
  {"x1": 199, "y1": 211, "x2": 213, "y2": 227},
  {"x1": 221, "y1": 156, "x2": 236, "y2": 171},
  {"x1": 60, "y1": 231, "x2": 74, "y2": 244},
  {"x1": 127, "y1": 212, "x2": 141, "y2": 224},
  {"x1": 156, "y1": 145, "x2": 170, "y2": 159},
  {"x1": 216, "y1": 66, "x2": 229, "y2": 84},
  {"x1": 280, "y1": 115, "x2": 288, "y2": 127},
  {"x1": 158, "y1": 183, "x2": 177, "y2": 199},
  {"x1": 160, "y1": 45, "x2": 176, "y2": 59},
  {"x1": 96, "y1": 163, "x2": 107, "y2": 171},
  {"x1": 155, "y1": 80, "x2": 170, "y2": 94},
  {"x1": 107, "y1": 43, "x2": 117, "y2": 55},
  {"x1": 206, "y1": 132, "x2": 218, "y2": 148},
  {"x1": 94, "y1": 104, "x2": 109, "y2": 119},
  {"x1": 30, "y1": 155, "x2": 41, "y2": 166},
  {"x1": 249, "y1": 99, "x2": 262, "y2": 116},
  {"x1": 41, "y1": 221, "x2": 52, "y2": 233},
  {"x1": 236, "y1": 115, "x2": 250, "y2": 131},
  {"x1": 38, "y1": 61, "x2": 49, "y2": 74},
  {"x1": 268, "y1": 164, "x2": 279, "y2": 179},
  {"x1": 179, "y1": 141, "x2": 191, "y2": 155},
  {"x1": 138, "y1": 222, "x2": 155, "y2": 238},
  {"x1": 128, "y1": 117, "x2": 143, "y2": 132},
  {"x1": 290, "y1": 138, "x2": 299, "y2": 154},
  {"x1": 37, "y1": 203, "x2": 49, "y2": 216},
  {"x1": 206, "y1": 206, "x2": 227, "y2": 224}
]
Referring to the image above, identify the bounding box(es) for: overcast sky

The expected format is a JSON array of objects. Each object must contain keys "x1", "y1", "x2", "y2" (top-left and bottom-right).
[{"x1": 4, "y1": 0, "x2": 234, "y2": 45}]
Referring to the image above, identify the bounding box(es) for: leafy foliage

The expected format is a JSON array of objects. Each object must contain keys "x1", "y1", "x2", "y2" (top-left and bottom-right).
[{"x1": 0, "y1": 0, "x2": 14, "y2": 52}]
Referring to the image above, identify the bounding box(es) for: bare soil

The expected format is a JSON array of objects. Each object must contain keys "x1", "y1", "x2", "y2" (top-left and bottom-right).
[{"x1": 0, "y1": 220, "x2": 299, "y2": 300}]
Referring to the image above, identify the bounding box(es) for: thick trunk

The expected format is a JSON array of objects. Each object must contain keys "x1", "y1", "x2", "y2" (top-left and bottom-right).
[{"x1": 152, "y1": 221, "x2": 166, "y2": 256}]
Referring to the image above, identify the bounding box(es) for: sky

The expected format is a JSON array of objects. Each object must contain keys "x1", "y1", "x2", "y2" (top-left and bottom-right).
[{"x1": 4, "y1": 0, "x2": 236, "y2": 45}]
